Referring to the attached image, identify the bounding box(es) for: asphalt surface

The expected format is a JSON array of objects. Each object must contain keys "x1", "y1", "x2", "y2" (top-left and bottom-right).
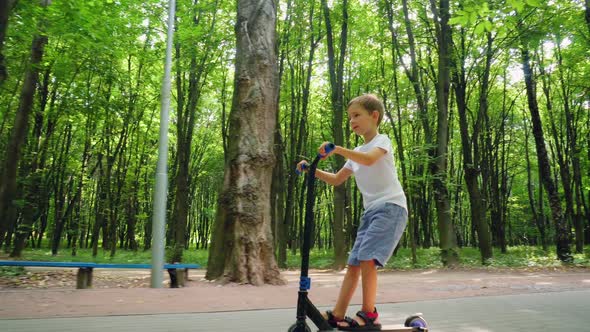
[{"x1": 2, "y1": 289, "x2": 589, "y2": 332}]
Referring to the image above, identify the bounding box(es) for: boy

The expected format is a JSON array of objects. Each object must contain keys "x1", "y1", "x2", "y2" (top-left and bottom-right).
[{"x1": 296, "y1": 94, "x2": 407, "y2": 331}]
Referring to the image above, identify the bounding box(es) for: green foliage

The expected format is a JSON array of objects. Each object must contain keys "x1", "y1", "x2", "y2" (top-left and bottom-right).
[
  {"x1": 0, "y1": 266, "x2": 26, "y2": 277},
  {"x1": 17, "y1": 246, "x2": 208, "y2": 266},
  {"x1": 1, "y1": 0, "x2": 588, "y2": 270},
  {"x1": 14, "y1": 245, "x2": 589, "y2": 270},
  {"x1": 383, "y1": 246, "x2": 590, "y2": 269}
]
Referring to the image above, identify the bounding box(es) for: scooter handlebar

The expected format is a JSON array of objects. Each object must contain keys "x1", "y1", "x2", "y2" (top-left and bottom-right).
[{"x1": 295, "y1": 143, "x2": 335, "y2": 175}]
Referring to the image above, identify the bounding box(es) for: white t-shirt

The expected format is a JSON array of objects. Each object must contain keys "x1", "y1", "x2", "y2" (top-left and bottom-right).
[{"x1": 343, "y1": 134, "x2": 407, "y2": 211}]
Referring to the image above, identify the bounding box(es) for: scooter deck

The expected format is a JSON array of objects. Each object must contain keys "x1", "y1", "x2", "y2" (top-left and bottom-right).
[
  {"x1": 379, "y1": 326, "x2": 427, "y2": 332},
  {"x1": 319, "y1": 326, "x2": 427, "y2": 332}
]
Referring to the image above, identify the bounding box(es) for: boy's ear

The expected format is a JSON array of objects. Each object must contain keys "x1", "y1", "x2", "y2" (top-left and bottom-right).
[{"x1": 372, "y1": 110, "x2": 379, "y2": 122}]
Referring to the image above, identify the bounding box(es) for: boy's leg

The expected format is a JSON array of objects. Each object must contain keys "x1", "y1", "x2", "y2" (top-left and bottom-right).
[
  {"x1": 360, "y1": 259, "x2": 377, "y2": 313},
  {"x1": 323, "y1": 265, "x2": 361, "y2": 320},
  {"x1": 337, "y1": 259, "x2": 380, "y2": 328}
]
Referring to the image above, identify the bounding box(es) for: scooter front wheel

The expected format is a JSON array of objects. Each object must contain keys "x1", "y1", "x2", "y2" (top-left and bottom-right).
[
  {"x1": 404, "y1": 313, "x2": 428, "y2": 328},
  {"x1": 288, "y1": 322, "x2": 312, "y2": 332}
]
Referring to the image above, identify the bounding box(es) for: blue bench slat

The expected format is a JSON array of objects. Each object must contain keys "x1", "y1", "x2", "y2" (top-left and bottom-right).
[
  {"x1": 90, "y1": 263, "x2": 200, "y2": 269},
  {"x1": 0, "y1": 261, "x2": 199, "y2": 269},
  {"x1": 163, "y1": 264, "x2": 200, "y2": 269},
  {"x1": 0, "y1": 261, "x2": 96, "y2": 268}
]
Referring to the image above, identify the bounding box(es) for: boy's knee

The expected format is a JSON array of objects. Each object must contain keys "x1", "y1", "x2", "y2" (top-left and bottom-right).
[
  {"x1": 346, "y1": 264, "x2": 361, "y2": 275},
  {"x1": 359, "y1": 259, "x2": 377, "y2": 268}
]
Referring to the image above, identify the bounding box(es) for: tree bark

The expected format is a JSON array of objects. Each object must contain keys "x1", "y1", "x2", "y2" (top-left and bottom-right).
[
  {"x1": 451, "y1": 28, "x2": 493, "y2": 264},
  {"x1": 206, "y1": 0, "x2": 285, "y2": 285},
  {"x1": 0, "y1": 0, "x2": 18, "y2": 85},
  {"x1": 520, "y1": 43, "x2": 572, "y2": 262},
  {"x1": 0, "y1": 0, "x2": 49, "y2": 248},
  {"x1": 430, "y1": 0, "x2": 459, "y2": 266},
  {"x1": 321, "y1": 0, "x2": 348, "y2": 269},
  {"x1": 10, "y1": 65, "x2": 53, "y2": 257},
  {"x1": 523, "y1": 113, "x2": 548, "y2": 250}
]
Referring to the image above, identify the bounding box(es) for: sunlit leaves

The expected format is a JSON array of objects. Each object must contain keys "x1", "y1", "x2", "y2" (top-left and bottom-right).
[{"x1": 0, "y1": 0, "x2": 588, "y2": 258}]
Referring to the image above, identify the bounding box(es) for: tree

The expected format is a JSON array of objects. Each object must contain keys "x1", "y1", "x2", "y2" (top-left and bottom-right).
[
  {"x1": 430, "y1": 0, "x2": 459, "y2": 266},
  {"x1": 451, "y1": 24, "x2": 493, "y2": 264},
  {"x1": 170, "y1": 0, "x2": 220, "y2": 263},
  {"x1": 321, "y1": 0, "x2": 348, "y2": 269},
  {"x1": 0, "y1": 0, "x2": 49, "y2": 249},
  {"x1": 274, "y1": 0, "x2": 322, "y2": 267},
  {"x1": 384, "y1": 0, "x2": 436, "y2": 250},
  {"x1": 0, "y1": 0, "x2": 18, "y2": 85},
  {"x1": 520, "y1": 33, "x2": 572, "y2": 263},
  {"x1": 206, "y1": 0, "x2": 285, "y2": 285},
  {"x1": 0, "y1": 0, "x2": 588, "y2": 269}
]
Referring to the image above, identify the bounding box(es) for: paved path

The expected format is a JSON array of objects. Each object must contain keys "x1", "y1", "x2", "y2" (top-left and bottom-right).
[
  {"x1": 2, "y1": 268, "x2": 589, "y2": 319},
  {"x1": 2, "y1": 290, "x2": 589, "y2": 331}
]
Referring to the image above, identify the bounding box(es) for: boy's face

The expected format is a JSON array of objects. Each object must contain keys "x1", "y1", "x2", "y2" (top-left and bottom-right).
[{"x1": 347, "y1": 104, "x2": 379, "y2": 136}]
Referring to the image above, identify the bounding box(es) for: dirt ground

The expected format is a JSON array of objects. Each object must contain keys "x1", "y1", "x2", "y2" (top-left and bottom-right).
[{"x1": 1, "y1": 266, "x2": 589, "y2": 319}]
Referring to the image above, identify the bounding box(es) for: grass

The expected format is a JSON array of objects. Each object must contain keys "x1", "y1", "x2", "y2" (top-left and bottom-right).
[
  {"x1": 1, "y1": 245, "x2": 588, "y2": 277},
  {"x1": 286, "y1": 246, "x2": 590, "y2": 270},
  {"x1": 0, "y1": 266, "x2": 26, "y2": 277},
  {"x1": 2, "y1": 246, "x2": 209, "y2": 266}
]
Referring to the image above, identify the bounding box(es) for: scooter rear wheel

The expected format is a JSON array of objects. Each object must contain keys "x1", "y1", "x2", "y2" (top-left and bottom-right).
[{"x1": 288, "y1": 322, "x2": 312, "y2": 332}]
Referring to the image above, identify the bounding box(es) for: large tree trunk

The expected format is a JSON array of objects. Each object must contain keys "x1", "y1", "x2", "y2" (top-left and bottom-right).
[
  {"x1": 0, "y1": 0, "x2": 49, "y2": 248},
  {"x1": 430, "y1": 0, "x2": 459, "y2": 266},
  {"x1": 321, "y1": 0, "x2": 348, "y2": 269},
  {"x1": 205, "y1": 0, "x2": 284, "y2": 285},
  {"x1": 520, "y1": 43, "x2": 572, "y2": 262}
]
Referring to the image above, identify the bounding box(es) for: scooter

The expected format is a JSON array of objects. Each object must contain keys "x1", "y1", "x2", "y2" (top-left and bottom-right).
[{"x1": 288, "y1": 143, "x2": 428, "y2": 332}]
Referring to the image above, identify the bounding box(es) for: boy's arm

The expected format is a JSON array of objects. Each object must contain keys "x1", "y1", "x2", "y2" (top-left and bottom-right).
[
  {"x1": 334, "y1": 146, "x2": 386, "y2": 166},
  {"x1": 315, "y1": 167, "x2": 353, "y2": 186}
]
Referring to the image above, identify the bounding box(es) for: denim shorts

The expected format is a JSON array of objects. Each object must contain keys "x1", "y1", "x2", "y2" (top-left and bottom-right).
[{"x1": 347, "y1": 202, "x2": 408, "y2": 267}]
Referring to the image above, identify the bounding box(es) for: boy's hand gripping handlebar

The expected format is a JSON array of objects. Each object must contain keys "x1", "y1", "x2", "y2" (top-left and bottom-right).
[{"x1": 295, "y1": 143, "x2": 335, "y2": 175}]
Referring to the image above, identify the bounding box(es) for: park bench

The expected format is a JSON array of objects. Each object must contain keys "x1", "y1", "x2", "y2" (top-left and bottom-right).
[{"x1": 0, "y1": 260, "x2": 200, "y2": 289}]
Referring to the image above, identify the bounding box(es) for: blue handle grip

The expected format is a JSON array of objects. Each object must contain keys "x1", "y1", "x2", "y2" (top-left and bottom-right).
[
  {"x1": 295, "y1": 163, "x2": 308, "y2": 176},
  {"x1": 322, "y1": 143, "x2": 335, "y2": 156},
  {"x1": 295, "y1": 143, "x2": 335, "y2": 175}
]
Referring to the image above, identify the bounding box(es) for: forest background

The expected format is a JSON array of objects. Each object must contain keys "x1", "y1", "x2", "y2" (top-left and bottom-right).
[{"x1": 0, "y1": 0, "x2": 589, "y2": 285}]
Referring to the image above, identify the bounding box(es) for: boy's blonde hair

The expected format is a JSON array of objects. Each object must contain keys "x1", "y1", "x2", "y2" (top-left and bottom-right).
[{"x1": 347, "y1": 94, "x2": 385, "y2": 125}]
